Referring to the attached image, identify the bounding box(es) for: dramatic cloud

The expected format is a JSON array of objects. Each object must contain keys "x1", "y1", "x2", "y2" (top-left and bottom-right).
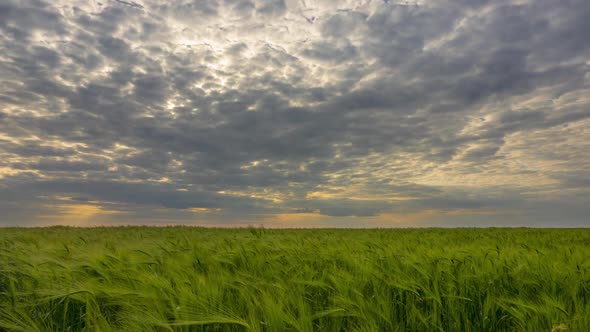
[{"x1": 0, "y1": 0, "x2": 588, "y2": 227}]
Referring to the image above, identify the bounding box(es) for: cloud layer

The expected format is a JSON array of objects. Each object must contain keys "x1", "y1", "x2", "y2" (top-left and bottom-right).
[{"x1": 0, "y1": 0, "x2": 588, "y2": 227}]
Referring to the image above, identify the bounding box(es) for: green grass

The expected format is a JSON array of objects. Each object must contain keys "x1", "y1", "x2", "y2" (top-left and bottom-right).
[{"x1": 1, "y1": 227, "x2": 589, "y2": 331}]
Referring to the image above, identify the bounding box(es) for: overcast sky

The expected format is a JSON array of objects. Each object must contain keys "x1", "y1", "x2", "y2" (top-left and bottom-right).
[{"x1": 0, "y1": 0, "x2": 588, "y2": 227}]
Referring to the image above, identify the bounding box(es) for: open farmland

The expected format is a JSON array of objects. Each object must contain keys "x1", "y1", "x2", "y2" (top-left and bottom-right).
[{"x1": 1, "y1": 227, "x2": 589, "y2": 331}]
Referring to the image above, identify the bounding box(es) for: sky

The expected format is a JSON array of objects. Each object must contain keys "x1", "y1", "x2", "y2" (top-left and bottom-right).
[{"x1": 0, "y1": 0, "x2": 588, "y2": 227}]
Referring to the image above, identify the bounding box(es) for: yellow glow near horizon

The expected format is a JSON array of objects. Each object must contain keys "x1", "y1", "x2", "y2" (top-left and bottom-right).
[
  {"x1": 217, "y1": 189, "x2": 284, "y2": 203},
  {"x1": 37, "y1": 204, "x2": 123, "y2": 226},
  {"x1": 188, "y1": 207, "x2": 222, "y2": 213}
]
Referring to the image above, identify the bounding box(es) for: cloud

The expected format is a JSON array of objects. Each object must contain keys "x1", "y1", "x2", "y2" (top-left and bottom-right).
[
  {"x1": 0, "y1": 0, "x2": 588, "y2": 226},
  {"x1": 113, "y1": 0, "x2": 145, "y2": 9}
]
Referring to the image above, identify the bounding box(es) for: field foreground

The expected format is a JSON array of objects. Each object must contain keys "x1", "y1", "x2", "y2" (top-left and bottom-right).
[{"x1": 1, "y1": 227, "x2": 589, "y2": 331}]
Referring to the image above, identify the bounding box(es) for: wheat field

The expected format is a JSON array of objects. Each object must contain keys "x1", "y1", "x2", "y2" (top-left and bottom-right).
[{"x1": 1, "y1": 227, "x2": 589, "y2": 331}]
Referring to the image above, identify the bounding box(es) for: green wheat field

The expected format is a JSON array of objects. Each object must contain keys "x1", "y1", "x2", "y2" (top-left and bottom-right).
[{"x1": 1, "y1": 227, "x2": 589, "y2": 331}]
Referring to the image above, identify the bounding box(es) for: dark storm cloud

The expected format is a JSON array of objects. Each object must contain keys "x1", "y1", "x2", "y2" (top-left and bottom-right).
[{"x1": 0, "y1": 0, "x2": 588, "y2": 226}]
